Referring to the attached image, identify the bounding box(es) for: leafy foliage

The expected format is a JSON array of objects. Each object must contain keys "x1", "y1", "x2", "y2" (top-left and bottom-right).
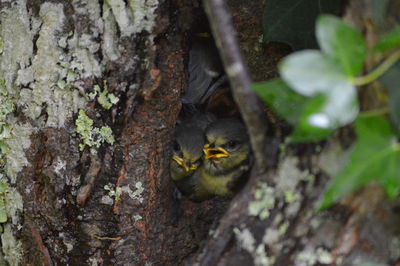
[
  {"x1": 256, "y1": 15, "x2": 362, "y2": 141},
  {"x1": 319, "y1": 114, "x2": 400, "y2": 210},
  {"x1": 255, "y1": 12, "x2": 400, "y2": 208},
  {"x1": 316, "y1": 15, "x2": 366, "y2": 76},
  {"x1": 373, "y1": 25, "x2": 400, "y2": 53}
]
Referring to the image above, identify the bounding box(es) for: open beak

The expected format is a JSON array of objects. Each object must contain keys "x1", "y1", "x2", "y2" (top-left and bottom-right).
[
  {"x1": 172, "y1": 156, "x2": 198, "y2": 172},
  {"x1": 203, "y1": 144, "x2": 230, "y2": 160}
]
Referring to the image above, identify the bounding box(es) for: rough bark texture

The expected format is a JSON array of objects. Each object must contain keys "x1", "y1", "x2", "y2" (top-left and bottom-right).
[{"x1": 0, "y1": 0, "x2": 400, "y2": 265}]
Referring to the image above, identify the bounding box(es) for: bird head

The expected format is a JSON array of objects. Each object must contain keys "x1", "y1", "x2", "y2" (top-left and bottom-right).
[
  {"x1": 170, "y1": 125, "x2": 205, "y2": 181},
  {"x1": 203, "y1": 118, "x2": 250, "y2": 176}
]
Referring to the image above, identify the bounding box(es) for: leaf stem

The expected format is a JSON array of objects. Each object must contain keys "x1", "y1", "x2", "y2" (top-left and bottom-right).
[{"x1": 353, "y1": 50, "x2": 400, "y2": 86}]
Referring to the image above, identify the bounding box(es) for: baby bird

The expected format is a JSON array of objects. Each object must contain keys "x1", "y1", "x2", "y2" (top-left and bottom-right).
[
  {"x1": 170, "y1": 125, "x2": 205, "y2": 197},
  {"x1": 189, "y1": 118, "x2": 252, "y2": 201}
]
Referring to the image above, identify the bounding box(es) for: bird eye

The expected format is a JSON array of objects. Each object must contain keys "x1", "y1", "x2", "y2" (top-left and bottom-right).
[
  {"x1": 227, "y1": 140, "x2": 237, "y2": 149},
  {"x1": 173, "y1": 141, "x2": 180, "y2": 152}
]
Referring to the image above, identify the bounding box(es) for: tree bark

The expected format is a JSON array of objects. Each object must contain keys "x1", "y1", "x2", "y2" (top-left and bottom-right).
[{"x1": 1, "y1": 0, "x2": 400, "y2": 265}]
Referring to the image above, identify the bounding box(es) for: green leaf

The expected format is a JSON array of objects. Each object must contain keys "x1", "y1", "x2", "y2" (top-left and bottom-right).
[
  {"x1": 262, "y1": 0, "x2": 341, "y2": 50},
  {"x1": 290, "y1": 94, "x2": 333, "y2": 142},
  {"x1": 252, "y1": 79, "x2": 306, "y2": 124},
  {"x1": 316, "y1": 15, "x2": 366, "y2": 76},
  {"x1": 280, "y1": 51, "x2": 351, "y2": 96},
  {"x1": 374, "y1": 25, "x2": 400, "y2": 53},
  {"x1": 380, "y1": 61, "x2": 400, "y2": 133},
  {"x1": 319, "y1": 115, "x2": 400, "y2": 210},
  {"x1": 280, "y1": 50, "x2": 359, "y2": 129}
]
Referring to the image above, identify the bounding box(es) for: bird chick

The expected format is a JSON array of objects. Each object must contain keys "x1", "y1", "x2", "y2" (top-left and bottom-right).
[
  {"x1": 170, "y1": 125, "x2": 206, "y2": 197},
  {"x1": 189, "y1": 118, "x2": 252, "y2": 201}
]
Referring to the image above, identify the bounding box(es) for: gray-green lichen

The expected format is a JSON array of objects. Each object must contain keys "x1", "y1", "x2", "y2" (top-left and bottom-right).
[
  {"x1": 106, "y1": 0, "x2": 159, "y2": 36},
  {"x1": 104, "y1": 184, "x2": 122, "y2": 202},
  {"x1": 1, "y1": 224, "x2": 22, "y2": 266},
  {"x1": 0, "y1": 1, "x2": 33, "y2": 95},
  {"x1": 295, "y1": 247, "x2": 333, "y2": 265},
  {"x1": 75, "y1": 110, "x2": 115, "y2": 151},
  {"x1": 89, "y1": 83, "x2": 119, "y2": 110},
  {"x1": 234, "y1": 227, "x2": 275, "y2": 266},
  {"x1": 248, "y1": 183, "x2": 275, "y2": 220},
  {"x1": 104, "y1": 182, "x2": 144, "y2": 204},
  {"x1": 13, "y1": 2, "x2": 86, "y2": 127},
  {"x1": 5, "y1": 188, "x2": 23, "y2": 225},
  {"x1": 133, "y1": 214, "x2": 142, "y2": 221},
  {"x1": 275, "y1": 157, "x2": 311, "y2": 193},
  {"x1": 4, "y1": 123, "x2": 33, "y2": 183},
  {"x1": 102, "y1": 1, "x2": 121, "y2": 61},
  {"x1": 121, "y1": 182, "x2": 144, "y2": 203}
]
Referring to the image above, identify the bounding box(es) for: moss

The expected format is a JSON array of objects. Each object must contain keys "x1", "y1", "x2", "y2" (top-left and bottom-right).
[
  {"x1": 248, "y1": 183, "x2": 275, "y2": 220},
  {"x1": 75, "y1": 110, "x2": 115, "y2": 151}
]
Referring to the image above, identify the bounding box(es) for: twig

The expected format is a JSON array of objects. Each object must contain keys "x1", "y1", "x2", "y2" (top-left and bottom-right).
[{"x1": 203, "y1": 0, "x2": 269, "y2": 172}]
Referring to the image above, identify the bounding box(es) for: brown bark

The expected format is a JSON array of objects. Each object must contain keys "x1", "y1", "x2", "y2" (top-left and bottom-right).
[{"x1": 1, "y1": 0, "x2": 400, "y2": 265}]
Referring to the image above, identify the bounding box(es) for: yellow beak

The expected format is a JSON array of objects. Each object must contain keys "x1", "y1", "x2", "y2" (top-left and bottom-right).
[
  {"x1": 172, "y1": 156, "x2": 198, "y2": 171},
  {"x1": 203, "y1": 144, "x2": 230, "y2": 160}
]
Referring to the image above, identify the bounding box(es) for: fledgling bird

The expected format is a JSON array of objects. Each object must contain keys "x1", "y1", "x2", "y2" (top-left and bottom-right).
[
  {"x1": 170, "y1": 111, "x2": 216, "y2": 196},
  {"x1": 189, "y1": 118, "x2": 252, "y2": 201},
  {"x1": 170, "y1": 125, "x2": 205, "y2": 197}
]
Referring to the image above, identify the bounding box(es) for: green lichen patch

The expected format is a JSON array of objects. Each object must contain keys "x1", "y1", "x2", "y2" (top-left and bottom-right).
[
  {"x1": 295, "y1": 247, "x2": 333, "y2": 265},
  {"x1": 89, "y1": 83, "x2": 119, "y2": 110},
  {"x1": 249, "y1": 183, "x2": 276, "y2": 220},
  {"x1": 75, "y1": 110, "x2": 115, "y2": 151},
  {"x1": 104, "y1": 184, "x2": 122, "y2": 202},
  {"x1": 121, "y1": 182, "x2": 144, "y2": 203}
]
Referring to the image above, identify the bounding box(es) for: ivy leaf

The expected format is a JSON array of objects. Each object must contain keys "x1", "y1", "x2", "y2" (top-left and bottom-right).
[
  {"x1": 280, "y1": 50, "x2": 359, "y2": 129},
  {"x1": 380, "y1": 61, "x2": 400, "y2": 133},
  {"x1": 319, "y1": 115, "x2": 400, "y2": 210},
  {"x1": 316, "y1": 15, "x2": 367, "y2": 76},
  {"x1": 373, "y1": 25, "x2": 400, "y2": 53},
  {"x1": 290, "y1": 94, "x2": 333, "y2": 142},
  {"x1": 262, "y1": 0, "x2": 341, "y2": 50},
  {"x1": 280, "y1": 50, "x2": 350, "y2": 96},
  {"x1": 252, "y1": 79, "x2": 306, "y2": 124}
]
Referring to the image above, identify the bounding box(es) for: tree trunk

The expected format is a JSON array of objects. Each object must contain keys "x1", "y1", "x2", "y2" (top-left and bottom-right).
[{"x1": 0, "y1": 0, "x2": 400, "y2": 265}]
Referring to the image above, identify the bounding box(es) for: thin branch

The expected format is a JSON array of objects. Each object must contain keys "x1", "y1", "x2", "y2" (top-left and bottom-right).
[
  {"x1": 203, "y1": 0, "x2": 269, "y2": 172},
  {"x1": 353, "y1": 50, "x2": 400, "y2": 86}
]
